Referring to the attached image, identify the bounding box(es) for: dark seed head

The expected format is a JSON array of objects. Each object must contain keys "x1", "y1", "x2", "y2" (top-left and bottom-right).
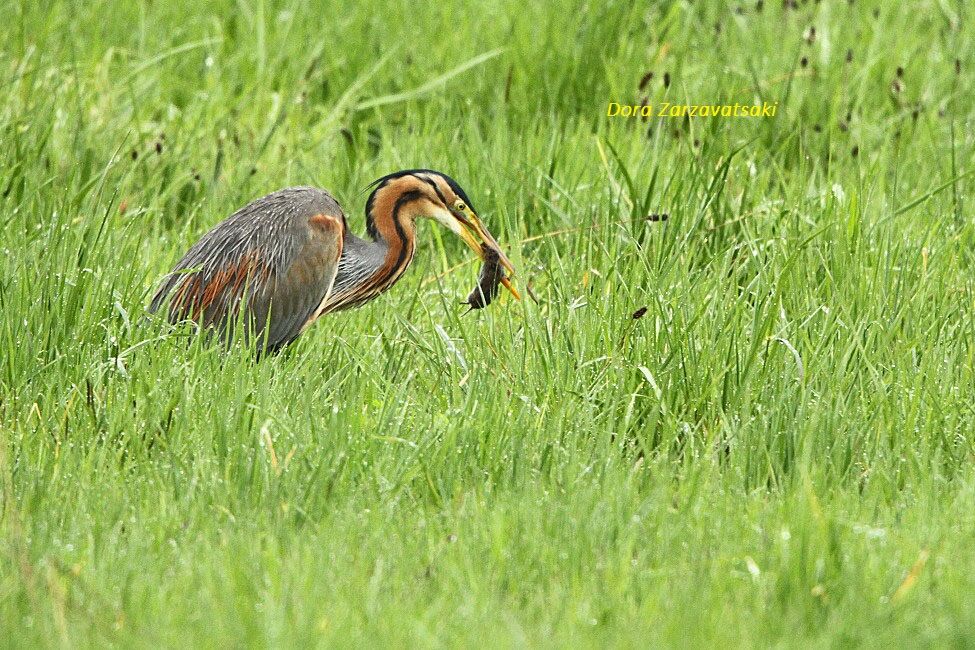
[
  {"x1": 632, "y1": 307, "x2": 648, "y2": 320},
  {"x1": 663, "y1": 72, "x2": 671, "y2": 88},
  {"x1": 756, "y1": 0, "x2": 764, "y2": 11},
  {"x1": 896, "y1": 66, "x2": 904, "y2": 77},
  {"x1": 800, "y1": 56, "x2": 808, "y2": 68},
  {"x1": 638, "y1": 71, "x2": 654, "y2": 90},
  {"x1": 956, "y1": 59, "x2": 961, "y2": 75},
  {"x1": 155, "y1": 142, "x2": 162, "y2": 154},
  {"x1": 845, "y1": 49, "x2": 853, "y2": 63},
  {"x1": 851, "y1": 145, "x2": 859, "y2": 157},
  {"x1": 130, "y1": 150, "x2": 138, "y2": 161}
]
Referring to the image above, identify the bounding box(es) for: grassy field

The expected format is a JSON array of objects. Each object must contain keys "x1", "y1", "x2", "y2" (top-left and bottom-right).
[{"x1": 2, "y1": 0, "x2": 974, "y2": 646}]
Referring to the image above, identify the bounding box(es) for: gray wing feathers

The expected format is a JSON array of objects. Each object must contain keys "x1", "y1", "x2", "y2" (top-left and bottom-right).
[
  {"x1": 150, "y1": 187, "x2": 344, "y2": 351},
  {"x1": 259, "y1": 214, "x2": 343, "y2": 349}
]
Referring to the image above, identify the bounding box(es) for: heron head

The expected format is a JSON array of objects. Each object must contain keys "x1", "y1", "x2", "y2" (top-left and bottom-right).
[{"x1": 369, "y1": 169, "x2": 520, "y2": 300}]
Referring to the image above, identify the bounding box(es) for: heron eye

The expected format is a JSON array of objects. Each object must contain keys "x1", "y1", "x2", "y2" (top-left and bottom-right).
[{"x1": 454, "y1": 201, "x2": 466, "y2": 212}]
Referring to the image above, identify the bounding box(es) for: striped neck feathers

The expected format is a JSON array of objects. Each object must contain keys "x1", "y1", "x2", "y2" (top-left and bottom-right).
[{"x1": 361, "y1": 175, "x2": 440, "y2": 293}]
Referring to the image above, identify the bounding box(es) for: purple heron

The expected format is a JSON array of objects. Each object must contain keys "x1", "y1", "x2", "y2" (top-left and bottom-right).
[{"x1": 149, "y1": 169, "x2": 518, "y2": 352}]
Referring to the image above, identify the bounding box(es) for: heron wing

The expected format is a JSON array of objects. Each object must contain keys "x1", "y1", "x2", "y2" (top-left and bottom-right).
[
  {"x1": 256, "y1": 213, "x2": 343, "y2": 349},
  {"x1": 150, "y1": 187, "x2": 345, "y2": 351}
]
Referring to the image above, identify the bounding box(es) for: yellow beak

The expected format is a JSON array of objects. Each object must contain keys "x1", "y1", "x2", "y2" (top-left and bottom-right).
[{"x1": 455, "y1": 211, "x2": 520, "y2": 301}]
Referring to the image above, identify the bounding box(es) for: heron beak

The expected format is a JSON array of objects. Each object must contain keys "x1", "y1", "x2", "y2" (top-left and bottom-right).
[
  {"x1": 456, "y1": 220, "x2": 487, "y2": 260},
  {"x1": 455, "y1": 211, "x2": 520, "y2": 301}
]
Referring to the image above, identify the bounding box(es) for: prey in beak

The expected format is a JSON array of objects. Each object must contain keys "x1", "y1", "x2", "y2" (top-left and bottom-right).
[{"x1": 451, "y1": 207, "x2": 520, "y2": 302}]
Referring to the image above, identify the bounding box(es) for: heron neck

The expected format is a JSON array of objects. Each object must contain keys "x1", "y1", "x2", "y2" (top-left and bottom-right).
[
  {"x1": 364, "y1": 186, "x2": 428, "y2": 291},
  {"x1": 323, "y1": 181, "x2": 430, "y2": 313}
]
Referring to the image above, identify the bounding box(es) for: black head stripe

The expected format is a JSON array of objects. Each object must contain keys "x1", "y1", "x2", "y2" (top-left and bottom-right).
[
  {"x1": 418, "y1": 175, "x2": 449, "y2": 207},
  {"x1": 439, "y1": 174, "x2": 477, "y2": 214},
  {"x1": 363, "y1": 169, "x2": 477, "y2": 215}
]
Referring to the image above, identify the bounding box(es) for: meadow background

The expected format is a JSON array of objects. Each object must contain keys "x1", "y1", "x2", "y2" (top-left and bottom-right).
[{"x1": 1, "y1": 0, "x2": 974, "y2": 646}]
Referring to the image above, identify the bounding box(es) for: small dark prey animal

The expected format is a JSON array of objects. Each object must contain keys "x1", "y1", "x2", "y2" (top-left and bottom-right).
[{"x1": 463, "y1": 245, "x2": 508, "y2": 311}]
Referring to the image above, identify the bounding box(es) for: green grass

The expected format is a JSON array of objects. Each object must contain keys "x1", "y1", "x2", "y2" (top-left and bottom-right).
[{"x1": 2, "y1": 0, "x2": 974, "y2": 646}]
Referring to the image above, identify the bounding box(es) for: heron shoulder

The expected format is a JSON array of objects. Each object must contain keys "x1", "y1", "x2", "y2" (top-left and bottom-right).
[{"x1": 236, "y1": 186, "x2": 346, "y2": 225}]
